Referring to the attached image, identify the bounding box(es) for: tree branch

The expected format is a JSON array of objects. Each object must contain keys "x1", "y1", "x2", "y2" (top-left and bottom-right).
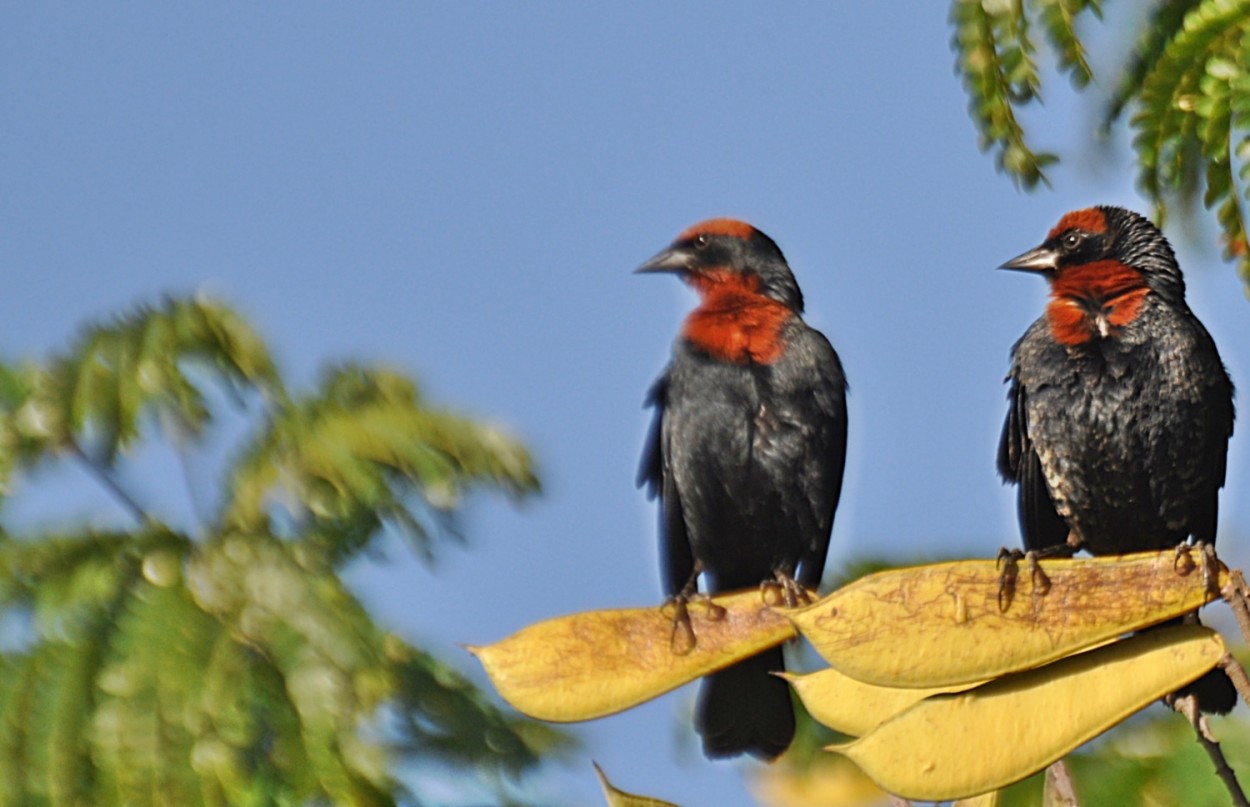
[
  {"x1": 1173, "y1": 695, "x2": 1249, "y2": 807},
  {"x1": 1223, "y1": 570, "x2": 1250, "y2": 647},
  {"x1": 67, "y1": 438, "x2": 155, "y2": 526},
  {"x1": 1044, "y1": 759, "x2": 1080, "y2": 806}
]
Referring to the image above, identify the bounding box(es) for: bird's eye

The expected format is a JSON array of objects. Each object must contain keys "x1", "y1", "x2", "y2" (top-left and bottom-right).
[
  {"x1": 1062, "y1": 232, "x2": 1083, "y2": 249},
  {"x1": 692, "y1": 234, "x2": 710, "y2": 249}
]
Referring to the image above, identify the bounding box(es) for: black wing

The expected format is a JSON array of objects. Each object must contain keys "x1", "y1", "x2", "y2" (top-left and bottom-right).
[
  {"x1": 638, "y1": 373, "x2": 696, "y2": 596},
  {"x1": 1189, "y1": 322, "x2": 1235, "y2": 544},
  {"x1": 791, "y1": 329, "x2": 847, "y2": 590},
  {"x1": 998, "y1": 371, "x2": 1068, "y2": 553}
]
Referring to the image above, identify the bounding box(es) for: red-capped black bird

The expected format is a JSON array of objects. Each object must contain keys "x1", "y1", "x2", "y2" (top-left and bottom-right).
[
  {"x1": 637, "y1": 218, "x2": 848, "y2": 759},
  {"x1": 998, "y1": 205, "x2": 1235, "y2": 712}
]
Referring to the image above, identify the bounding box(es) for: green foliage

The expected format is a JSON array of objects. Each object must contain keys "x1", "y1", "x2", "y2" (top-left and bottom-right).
[
  {"x1": 1129, "y1": 0, "x2": 1250, "y2": 272},
  {"x1": 950, "y1": 0, "x2": 1069, "y2": 188},
  {"x1": 0, "y1": 296, "x2": 563, "y2": 807},
  {"x1": 2, "y1": 297, "x2": 282, "y2": 468},
  {"x1": 951, "y1": 0, "x2": 1250, "y2": 286},
  {"x1": 224, "y1": 363, "x2": 538, "y2": 564},
  {"x1": 993, "y1": 710, "x2": 1250, "y2": 806}
]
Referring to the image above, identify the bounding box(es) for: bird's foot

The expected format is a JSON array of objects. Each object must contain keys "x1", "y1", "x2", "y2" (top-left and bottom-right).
[
  {"x1": 760, "y1": 572, "x2": 813, "y2": 609},
  {"x1": 660, "y1": 590, "x2": 726, "y2": 656},
  {"x1": 662, "y1": 594, "x2": 697, "y2": 655},
  {"x1": 1174, "y1": 542, "x2": 1197, "y2": 575},
  {"x1": 996, "y1": 548, "x2": 1022, "y2": 612},
  {"x1": 1174, "y1": 541, "x2": 1221, "y2": 595},
  {"x1": 996, "y1": 548, "x2": 1055, "y2": 612}
]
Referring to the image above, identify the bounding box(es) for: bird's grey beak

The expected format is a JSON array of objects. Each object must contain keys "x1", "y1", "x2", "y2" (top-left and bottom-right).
[
  {"x1": 998, "y1": 245, "x2": 1059, "y2": 273},
  {"x1": 635, "y1": 246, "x2": 693, "y2": 275}
]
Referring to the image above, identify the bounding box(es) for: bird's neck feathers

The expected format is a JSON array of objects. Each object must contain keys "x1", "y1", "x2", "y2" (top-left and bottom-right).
[
  {"x1": 682, "y1": 269, "x2": 793, "y2": 364},
  {"x1": 1045, "y1": 260, "x2": 1151, "y2": 346}
]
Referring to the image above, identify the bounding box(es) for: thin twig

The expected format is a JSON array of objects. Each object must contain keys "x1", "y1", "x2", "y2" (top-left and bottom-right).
[
  {"x1": 170, "y1": 419, "x2": 209, "y2": 532},
  {"x1": 1219, "y1": 654, "x2": 1250, "y2": 710},
  {"x1": 1174, "y1": 694, "x2": 1250, "y2": 807},
  {"x1": 1223, "y1": 571, "x2": 1250, "y2": 647},
  {"x1": 1043, "y1": 759, "x2": 1080, "y2": 806},
  {"x1": 66, "y1": 438, "x2": 153, "y2": 526},
  {"x1": 1196, "y1": 541, "x2": 1221, "y2": 598}
]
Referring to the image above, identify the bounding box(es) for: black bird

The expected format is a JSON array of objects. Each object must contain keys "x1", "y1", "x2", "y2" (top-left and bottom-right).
[
  {"x1": 638, "y1": 218, "x2": 848, "y2": 758},
  {"x1": 999, "y1": 205, "x2": 1236, "y2": 712}
]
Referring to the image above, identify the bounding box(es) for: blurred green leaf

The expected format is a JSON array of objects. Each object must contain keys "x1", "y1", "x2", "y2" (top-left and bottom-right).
[
  {"x1": 950, "y1": 0, "x2": 1062, "y2": 189},
  {"x1": 223, "y1": 363, "x2": 539, "y2": 564},
  {"x1": 951, "y1": 0, "x2": 1250, "y2": 287},
  {"x1": 988, "y1": 709, "x2": 1250, "y2": 806},
  {"x1": 0, "y1": 295, "x2": 562, "y2": 806},
  {"x1": 31, "y1": 296, "x2": 280, "y2": 464}
]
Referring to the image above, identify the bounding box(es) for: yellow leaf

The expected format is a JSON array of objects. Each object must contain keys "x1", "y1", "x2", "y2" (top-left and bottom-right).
[
  {"x1": 791, "y1": 550, "x2": 1223, "y2": 687},
  {"x1": 468, "y1": 589, "x2": 795, "y2": 721},
  {"x1": 831, "y1": 625, "x2": 1226, "y2": 801},
  {"x1": 593, "y1": 762, "x2": 681, "y2": 807},
  {"x1": 781, "y1": 666, "x2": 984, "y2": 736},
  {"x1": 750, "y1": 754, "x2": 887, "y2": 807}
]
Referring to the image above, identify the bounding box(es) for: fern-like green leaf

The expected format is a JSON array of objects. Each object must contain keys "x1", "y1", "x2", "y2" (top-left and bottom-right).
[
  {"x1": 31, "y1": 297, "x2": 281, "y2": 464},
  {"x1": 186, "y1": 535, "x2": 399, "y2": 804},
  {"x1": 0, "y1": 362, "x2": 49, "y2": 490},
  {"x1": 1106, "y1": 0, "x2": 1200, "y2": 126},
  {"x1": 0, "y1": 531, "x2": 154, "y2": 625},
  {"x1": 195, "y1": 628, "x2": 312, "y2": 807},
  {"x1": 950, "y1": 0, "x2": 1061, "y2": 188},
  {"x1": 1038, "y1": 0, "x2": 1097, "y2": 87},
  {"x1": 0, "y1": 296, "x2": 563, "y2": 806},
  {"x1": 391, "y1": 649, "x2": 576, "y2": 777},
  {"x1": 40, "y1": 636, "x2": 104, "y2": 806},
  {"x1": 1130, "y1": 0, "x2": 1250, "y2": 271},
  {"x1": 92, "y1": 582, "x2": 227, "y2": 806},
  {"x1": 952, "y1": 0, "x2": 1250, "y2": 286},
  {"x1": 0, "y1": 645, "x2": 55, "y2": 807},
  {"x1": 223, "y1": 364, "x2": 538, "y2": 563}
]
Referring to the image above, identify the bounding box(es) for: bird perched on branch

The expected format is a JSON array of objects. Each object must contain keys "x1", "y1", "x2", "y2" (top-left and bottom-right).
[
  {"x1": 637, "y1": 218, "x2": 848, "y2": 758},
  {"x1": 998, "y1": 205, "x2": 1235, "y2": 712}
]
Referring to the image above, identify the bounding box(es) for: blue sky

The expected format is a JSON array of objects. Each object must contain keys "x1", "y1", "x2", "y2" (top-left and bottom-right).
[{"x1": 4, "y1": 4, "x2": 1249, "y2": 806}]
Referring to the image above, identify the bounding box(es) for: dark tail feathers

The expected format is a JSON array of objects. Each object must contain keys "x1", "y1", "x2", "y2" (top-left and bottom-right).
[
  {"x1": 1175, "y1": 667, "x2": 1237, "y2": 714},
  {"x1": 695, "y1": 646, "x2": 794, "y2": 760},
  {"x1": 1161, "y1": 615, "x2": 1237, "y2": 714}
]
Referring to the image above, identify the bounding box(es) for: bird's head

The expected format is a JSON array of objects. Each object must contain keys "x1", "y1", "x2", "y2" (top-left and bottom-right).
[
  {"x1": 636, "y1": 218, "x2": 804, "y2": 312},
  {"x1": 999, "y1": 206, "x2": 1185, "y2": 302}
]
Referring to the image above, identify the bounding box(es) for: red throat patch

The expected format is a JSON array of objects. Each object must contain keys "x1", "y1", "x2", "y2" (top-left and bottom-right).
[
  {"x1": 1045, "y1": 260, "x2": 1150, "y2": 346},
  {"x1": 681, "y1": 270, "x2": 791, "y2": 363},
  {"x1": 1048, "y1": 208, "x2": 1107, "y2": 240},
  {"x1": 677, "y1": 218, "x2": 756, "y2": 242}
]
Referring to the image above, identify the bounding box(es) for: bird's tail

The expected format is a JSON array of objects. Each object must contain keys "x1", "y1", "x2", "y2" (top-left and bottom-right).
[
  {"x1": 1163, "y1": 615, "x2": 1237, "y2": 714},
  {"x1": 695, "y1": 645, "x2": 794, "y2": 760}
]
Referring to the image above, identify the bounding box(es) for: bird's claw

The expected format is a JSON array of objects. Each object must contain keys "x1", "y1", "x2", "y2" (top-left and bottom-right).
[
  {"x1": 1030, "y1": 555, "x2": 1052, "y2": 596},
  {"x1": 661, "y1": 590, "x2": 727, "y2": 656},
  {"x1": 663, "y1": 595, "x2": 697, "y2": 655},
  {"x1": 996, "y1": 548, "x2": 1051, "y2": 612},
  {"x1": 761, "y1": 572, "x2": 812, "y2": 608},
  {"x1": 696, "y1": 594, "x2": 728, "y2": 621},
  {"x1": 997, "y1": 548, "x2": 1020, "y2": 612},
  {"x1": 1174, "y1": 542, "x2": 1197, "y2": 576},
  {"x1": 1174, "y1": 541, "x2": 1220, "y2": 595}
]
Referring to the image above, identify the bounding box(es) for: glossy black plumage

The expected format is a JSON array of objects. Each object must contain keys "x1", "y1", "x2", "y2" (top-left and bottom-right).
[
  {"x1": 638, "y1": 219, "x2": 848, "y2": 759},
  {"x1": 999, "y1": 205, "x2": 1235, "y2": 711}
]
